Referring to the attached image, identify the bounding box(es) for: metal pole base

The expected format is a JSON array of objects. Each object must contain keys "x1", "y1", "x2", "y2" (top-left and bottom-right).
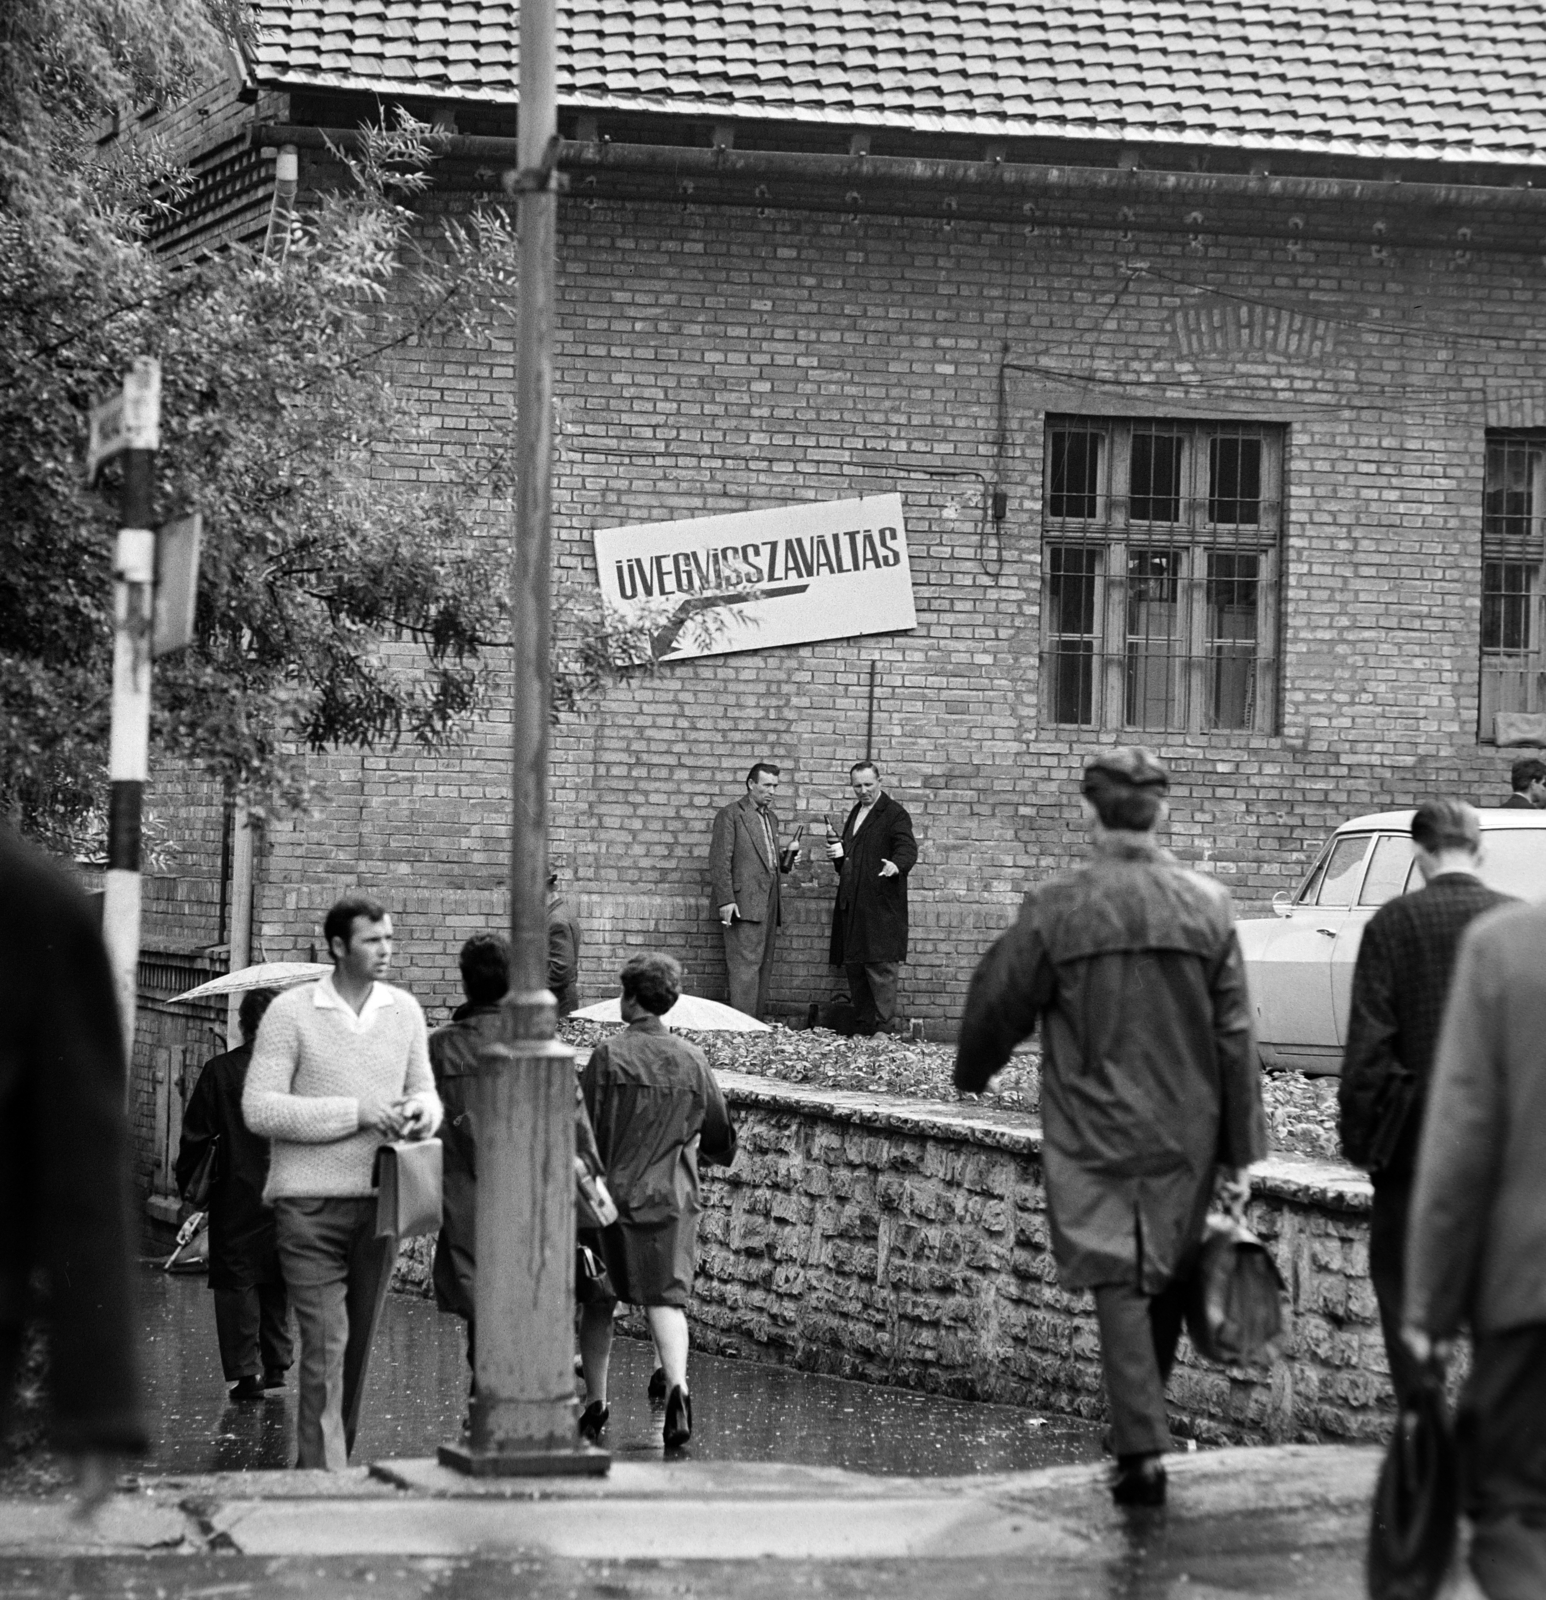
[{"x1": 437, "y1": 1440, "x2": 610, "y2": 1477}]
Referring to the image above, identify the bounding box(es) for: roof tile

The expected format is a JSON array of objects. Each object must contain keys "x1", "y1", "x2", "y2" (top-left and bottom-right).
[{"x1": 249, "y1": 0, "x2": 1546, "y2": 167}]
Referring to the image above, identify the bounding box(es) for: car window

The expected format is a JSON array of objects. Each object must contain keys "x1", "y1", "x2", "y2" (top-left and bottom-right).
[
  {"x1": 1360, "y1": 835, "x2": 1414, "y2": 906},
  {"x1": 1478, "y1": 830, "x2": 1546, "y2": 902},
  {"x1": 1315, "y1": 834, "x2": 1372, "y2": 906},
  {"x1": 1297, "y1": 839, "x2": 1333, "y2": 905}
]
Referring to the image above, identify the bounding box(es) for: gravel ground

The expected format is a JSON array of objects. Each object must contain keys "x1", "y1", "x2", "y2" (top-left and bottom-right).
[{"x1": 558, "y1": 1019, "x2": 1345, "y2": 1163}]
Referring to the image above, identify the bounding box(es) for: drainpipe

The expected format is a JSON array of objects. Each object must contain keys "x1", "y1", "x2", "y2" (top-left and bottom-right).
[{"x1": 225, "y1": 803, "x2": 254, "y2": 1048}]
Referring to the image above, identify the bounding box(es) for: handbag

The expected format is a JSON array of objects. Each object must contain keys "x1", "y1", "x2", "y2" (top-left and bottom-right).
[
  {"x1": 1367, "y1": 1365, "x2": 1459, "y2": 1600},
  {"x1": 1185, "y1": 1204, "x2": 1286, "y2": 1367},
  {"x1": 1366, "y1": 1069, "x2": 1418, "y2": 1174},
  {"x1": 180, "y1": 1135, "x2": 221, "y2": 1209},
  {"x1": 374, "y1": 1138, "x2": 444, "y2": 1238},
  {"x1": 574, "y1": 1240, "x2": 616, "y2": 1306}
]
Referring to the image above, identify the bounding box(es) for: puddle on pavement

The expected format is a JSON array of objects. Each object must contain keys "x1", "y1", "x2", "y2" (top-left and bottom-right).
[{"x1": 137, "y1": 1264, "x2": 1105, "y2": 1477}]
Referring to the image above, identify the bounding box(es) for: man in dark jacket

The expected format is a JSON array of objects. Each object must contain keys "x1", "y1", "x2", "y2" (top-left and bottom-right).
[
  {"x1": 0, "y1": 823, "x2": 147, "y2": 1509},
  {"x1": 826, "y1": 760, "x2": 918, "y2": 1035},
  {"x1": 176, "y1": 986, "x2": 292, "y2": 1400},
  {"x1": 1405, "y1": 896, "x2": 1546, "y2": 1597},
  {"x1": 709, "y1": 762, "x2": 799, "y2": 1018},
  {"x1": 954, "y1": 749, "x2": 1264, "y2": 1508},
  {"x1": 1338, "y1": 798, "x2": 1511, "y2": 1407},
  {"x1": 1500, "y1": 755, "x2": 1546, "y2": 809}
]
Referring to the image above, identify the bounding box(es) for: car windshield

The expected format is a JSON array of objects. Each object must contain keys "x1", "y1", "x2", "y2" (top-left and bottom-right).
[{"x1": 1478, "y1": 830, "x2": 1546, "y2": 901}]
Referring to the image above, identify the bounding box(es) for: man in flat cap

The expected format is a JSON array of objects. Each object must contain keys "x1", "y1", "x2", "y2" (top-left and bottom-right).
[{"x1": 954, "y1": 749, "x2": 1264, "y2": 1507}]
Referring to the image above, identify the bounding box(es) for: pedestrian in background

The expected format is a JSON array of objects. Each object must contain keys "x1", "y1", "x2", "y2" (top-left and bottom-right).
[
  {"x1": 243, "y1": 894, "x2": 442, "y2": 1470},
  {"x1": 547, "y1": 868, "x2": 582, "y2": 1016},
  {"x1": 826, "y1": 760, "x2": 917, "y2": 1036},
  {"x1": 175, "y1": 986, "x2": 293, "y2": 1402},
  {"x1": 708, "y1": 761, "x2": 800, "y2": 1019},
  {"x1": 577, "y1": 952, "x2": 736, "y2": 1450},
  {"x1": 0, "y1": 823, "x2": 147, "y2": 1512},
  {"x1": 954, "y1": 749, "x2": 1264, "y2": 1507},
  {"x1": 1338, "y1": 798, "x2": 1510, "y2": 1407},
  {"x1": 1500, "y1": 755, "x2": 1546, "y2": 808},
  {"x1": 1405, "y1": 893, "x2": 1546, "y2": 1597}
]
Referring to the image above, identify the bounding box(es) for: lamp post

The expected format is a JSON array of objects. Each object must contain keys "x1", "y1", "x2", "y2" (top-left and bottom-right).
[{"x1": 438, "y1": 0, "x2": 606, "y2": 1476}]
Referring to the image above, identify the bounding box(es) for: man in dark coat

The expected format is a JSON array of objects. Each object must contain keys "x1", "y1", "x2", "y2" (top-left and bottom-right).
[
  {"x1": 176, "y1": 986, "x2": 293, "y2": 1400},
  {"x1": 1338, "y1": 798, "x2": 1511, "y2": 1407},
  {"x1": 1405, "y1": 895, "x2": 1546, "y2": 1597},
  {"x1": 826, "y1": 760, "x2": 918, "y2": 1035},
  {"x1": 0, "y1": 822, "x2": 147, "y2": 1508},
  {"x1": 1500, "y1": 755, "x2": 1546, "y2": 809},
  {"x1": 954, "y1": 749, "x2": 1264, "y2": 1508}
]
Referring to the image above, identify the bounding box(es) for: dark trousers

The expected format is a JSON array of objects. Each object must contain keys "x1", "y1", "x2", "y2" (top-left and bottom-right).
[
  {"x1": 723, "y1": 881, "x2": 779, "y2": 1017},
  {"x1": 1093, "y1": 1277, "x2": 1189, "y2": 1457},
  {"x1": 1368, "y1": 1175, "x2": 1423, "y2": 1409},
  {"x1": 274, "y1": 1197, "x2": 397, "y2": 1471},
  {"x1": 1459, "y1": 1322, "x2": 1546, "y2": 1600},
  {"x1": 213, "y1": 1281, "x2": 293, "y2": 1382},
  {"x1": 845, "y1": 961, "x2": 899, "y2": 1030}
]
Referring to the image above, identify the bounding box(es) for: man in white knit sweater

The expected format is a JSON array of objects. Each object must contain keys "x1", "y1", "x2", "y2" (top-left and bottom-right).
[{"x1": 244, "y1": 894, "x2": 442, "y2": 1470}]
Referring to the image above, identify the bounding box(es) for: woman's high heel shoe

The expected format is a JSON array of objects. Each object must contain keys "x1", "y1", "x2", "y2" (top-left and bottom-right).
[
  {"x1": 662, "y1": 1385, "x2": 693, "y2": 1450},
  {"x1": 578, "y1": 1400, "x2": 610, "y2": 1443}
]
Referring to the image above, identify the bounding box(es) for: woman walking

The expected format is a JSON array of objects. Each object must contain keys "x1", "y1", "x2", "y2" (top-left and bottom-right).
[{"x1": 577, "y1": 952, "x2": 736, "y2": 1449}]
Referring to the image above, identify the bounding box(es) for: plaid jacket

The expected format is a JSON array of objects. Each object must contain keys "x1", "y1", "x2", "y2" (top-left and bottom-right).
[{"x1": 1339, "y1": 873, "x2": 1513, "y2": 1177}]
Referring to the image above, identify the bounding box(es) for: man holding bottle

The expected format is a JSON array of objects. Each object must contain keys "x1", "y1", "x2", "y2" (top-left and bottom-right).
[{"x1": 708, "y1": 761, "x2": 802, "y2": 1018}]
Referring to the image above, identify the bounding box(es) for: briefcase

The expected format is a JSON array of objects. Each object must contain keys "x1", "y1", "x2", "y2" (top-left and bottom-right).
[
  {"x1": 1367, "y1": 1367, "x2": 1459, "y2": 1600},
  {"x1": 374, "y1": 1138, "x2": 443, "y2": 1238}
]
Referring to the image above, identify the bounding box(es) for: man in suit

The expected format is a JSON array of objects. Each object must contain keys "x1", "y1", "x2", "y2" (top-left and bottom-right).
[
  {"x1": 546, "y1": 868, "x2": 582, "y2": 1016},
  {"x1": 709, "y1": 762, "x2": 800, "y2": 1018},
  {"x1": 1405, "y1": 892, "x2": 1546, "y2": 1597},
  {"x1": 1338, "y1": 798, "x2": 1512, "y2": 1407},
  {"x1": 826, "y1": 760, "x2": 918, "y2": 1036},
  {"x1": 1501, "y1": 755, "x2": 1546, "y2": 808}
]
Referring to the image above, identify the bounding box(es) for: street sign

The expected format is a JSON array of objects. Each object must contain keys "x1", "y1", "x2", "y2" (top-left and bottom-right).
[
  {"x1": 153, "y1": 512, "x2": 202, "y2": 657},
  {"x1": 87, "y1": 357, "x2": 162, "y2": 482}
]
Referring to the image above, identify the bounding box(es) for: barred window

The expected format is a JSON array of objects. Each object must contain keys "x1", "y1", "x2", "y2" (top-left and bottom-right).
[
  {"x1": 1480, "y1": 431, "x2": 1546, "y2": 738},
  {"x1": 1040, "y1": 417, "x2": 1282, "y2": 734}
]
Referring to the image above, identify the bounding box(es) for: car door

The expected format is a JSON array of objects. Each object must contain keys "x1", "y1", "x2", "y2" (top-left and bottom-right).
[
  {"x1": 1253, "y1": 831, "x2": 1374, "y2": 1060},
  {"x1": 1330, "y1": 832, "x2": 1418, "y2": 1042}
]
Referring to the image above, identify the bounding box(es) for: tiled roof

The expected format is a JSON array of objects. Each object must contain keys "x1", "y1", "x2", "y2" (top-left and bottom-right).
[{"x1": 250, "y1": 2, "x2": 1546, "y2": 168}]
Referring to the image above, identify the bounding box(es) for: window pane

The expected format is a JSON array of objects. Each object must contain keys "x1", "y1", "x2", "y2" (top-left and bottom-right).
[
  {"x1": 1316, "y1": 835, "x2": 1372, "y2": 906},
  {"x1": 1360, "y1": 835, "x2": 1414, "y2": 906},
  {"x1": 1049, "y1": 429, "x2": 1101, "y2": 519},
  {"x1": 1483, "y1": 562, "x2": 1532, "y2": 652},
  {"x1": 1125, "y1": 547, "x2": 1183, "y2": 730},
  {"x1": 1130, "y1": 428, "x2": 1182, "y2": 523},
  {"x1": 1209, "y1": 435, "x2": 1262, "y2": 525},
  {"x1": 1206, "y1": 550, "x2": 1259, "y2": 730},
  {"x1": 1045, "y1": 545, "x2": 1100, "y2": 726},
  {"x1": 1484, "y1": 437, "x2": 1542, "y2": 548}
]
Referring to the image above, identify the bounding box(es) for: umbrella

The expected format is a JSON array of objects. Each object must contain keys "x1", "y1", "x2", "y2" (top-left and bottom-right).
[
  {"x1": 569, "y1": 994, "x2": 771, "y2": 1032},
  {"x1": 169, "y1": 961, "x2": 331, "y2": 1004}
]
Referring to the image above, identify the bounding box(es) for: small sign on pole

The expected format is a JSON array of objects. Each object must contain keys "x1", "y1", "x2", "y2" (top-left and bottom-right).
[
  {"x1": 153, "y1": 512, "x2": 202, "y2": 657},
  {"x1": 86, "y1": 358, "x2": 162, "y2": 484}
]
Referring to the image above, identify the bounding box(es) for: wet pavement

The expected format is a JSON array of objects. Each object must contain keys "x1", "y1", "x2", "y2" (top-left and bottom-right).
[{"x1": 139, "y1": 1265, "x2": 1104, "y2": 1476}]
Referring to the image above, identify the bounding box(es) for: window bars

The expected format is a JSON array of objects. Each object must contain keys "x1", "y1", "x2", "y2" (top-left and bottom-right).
[
  {"x1": 1481, "y1": 431, "x2": 1546, "y2": 736},
  {"x1": 1041, "y1": 417, "x2": 1282, "y2": 734}
]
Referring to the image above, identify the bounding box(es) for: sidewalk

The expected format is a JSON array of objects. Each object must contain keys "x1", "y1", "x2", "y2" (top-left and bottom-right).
[{"x1": 0, "y1": 1442, "x2": 1468, "y2": 1598}]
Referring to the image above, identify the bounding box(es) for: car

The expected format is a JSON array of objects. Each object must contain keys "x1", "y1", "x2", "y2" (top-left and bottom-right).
[{"x1": 1235, "y1": 807, "x2": 1546, "y2": 1075}]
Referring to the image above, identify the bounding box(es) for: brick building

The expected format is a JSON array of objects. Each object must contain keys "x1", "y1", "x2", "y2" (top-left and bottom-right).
[{"x1": 130, "y1": 5, "x2": 1546, "y2": 1196}]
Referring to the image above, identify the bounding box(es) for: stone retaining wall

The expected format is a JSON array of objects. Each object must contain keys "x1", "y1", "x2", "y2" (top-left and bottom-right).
[
  {"x1": 397, "y1": 1071, "x2": 1395, "y2": 1446},
  {"x1": 690, "y1": 1075, "x2": 1387, "y2": 1446}
]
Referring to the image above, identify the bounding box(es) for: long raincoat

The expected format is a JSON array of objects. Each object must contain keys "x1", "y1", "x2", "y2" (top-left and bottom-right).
[{"x1": 954, "y1": 834, "x2": 1266, "y2": 1292}]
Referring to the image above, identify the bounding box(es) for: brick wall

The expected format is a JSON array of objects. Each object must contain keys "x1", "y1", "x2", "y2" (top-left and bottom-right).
[{"x1": 139, "y1": 173, "x2": 1546, "y2": 1031}]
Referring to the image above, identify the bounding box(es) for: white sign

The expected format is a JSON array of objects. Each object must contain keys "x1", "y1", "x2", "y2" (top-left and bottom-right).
[
  {"x1": 86, "y1": 357, "x2": 162, "y2": 481},
  {"x1": 153, "y1": 512, "x2": 203, "y2": 657},
  {"x1": 592, "y1": 493, "x2": 917, "y2": 661}
]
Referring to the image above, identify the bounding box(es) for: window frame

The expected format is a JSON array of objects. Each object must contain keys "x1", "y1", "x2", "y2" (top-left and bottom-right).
[
  {"x1": 1040, "y1": 415, "x2": 1283, "y2": 736},
  {"x1": 1480, "y1": 430, "x2": 1546, "y2": 740}
]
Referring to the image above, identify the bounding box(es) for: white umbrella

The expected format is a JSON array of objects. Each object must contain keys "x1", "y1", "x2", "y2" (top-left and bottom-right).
[
  {"x1": 569, "y1": 994, "x2": 771, "y2": 1032},
  {"x1": 169, "y1": 961, "x2": 331, "y2": 1004}
]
